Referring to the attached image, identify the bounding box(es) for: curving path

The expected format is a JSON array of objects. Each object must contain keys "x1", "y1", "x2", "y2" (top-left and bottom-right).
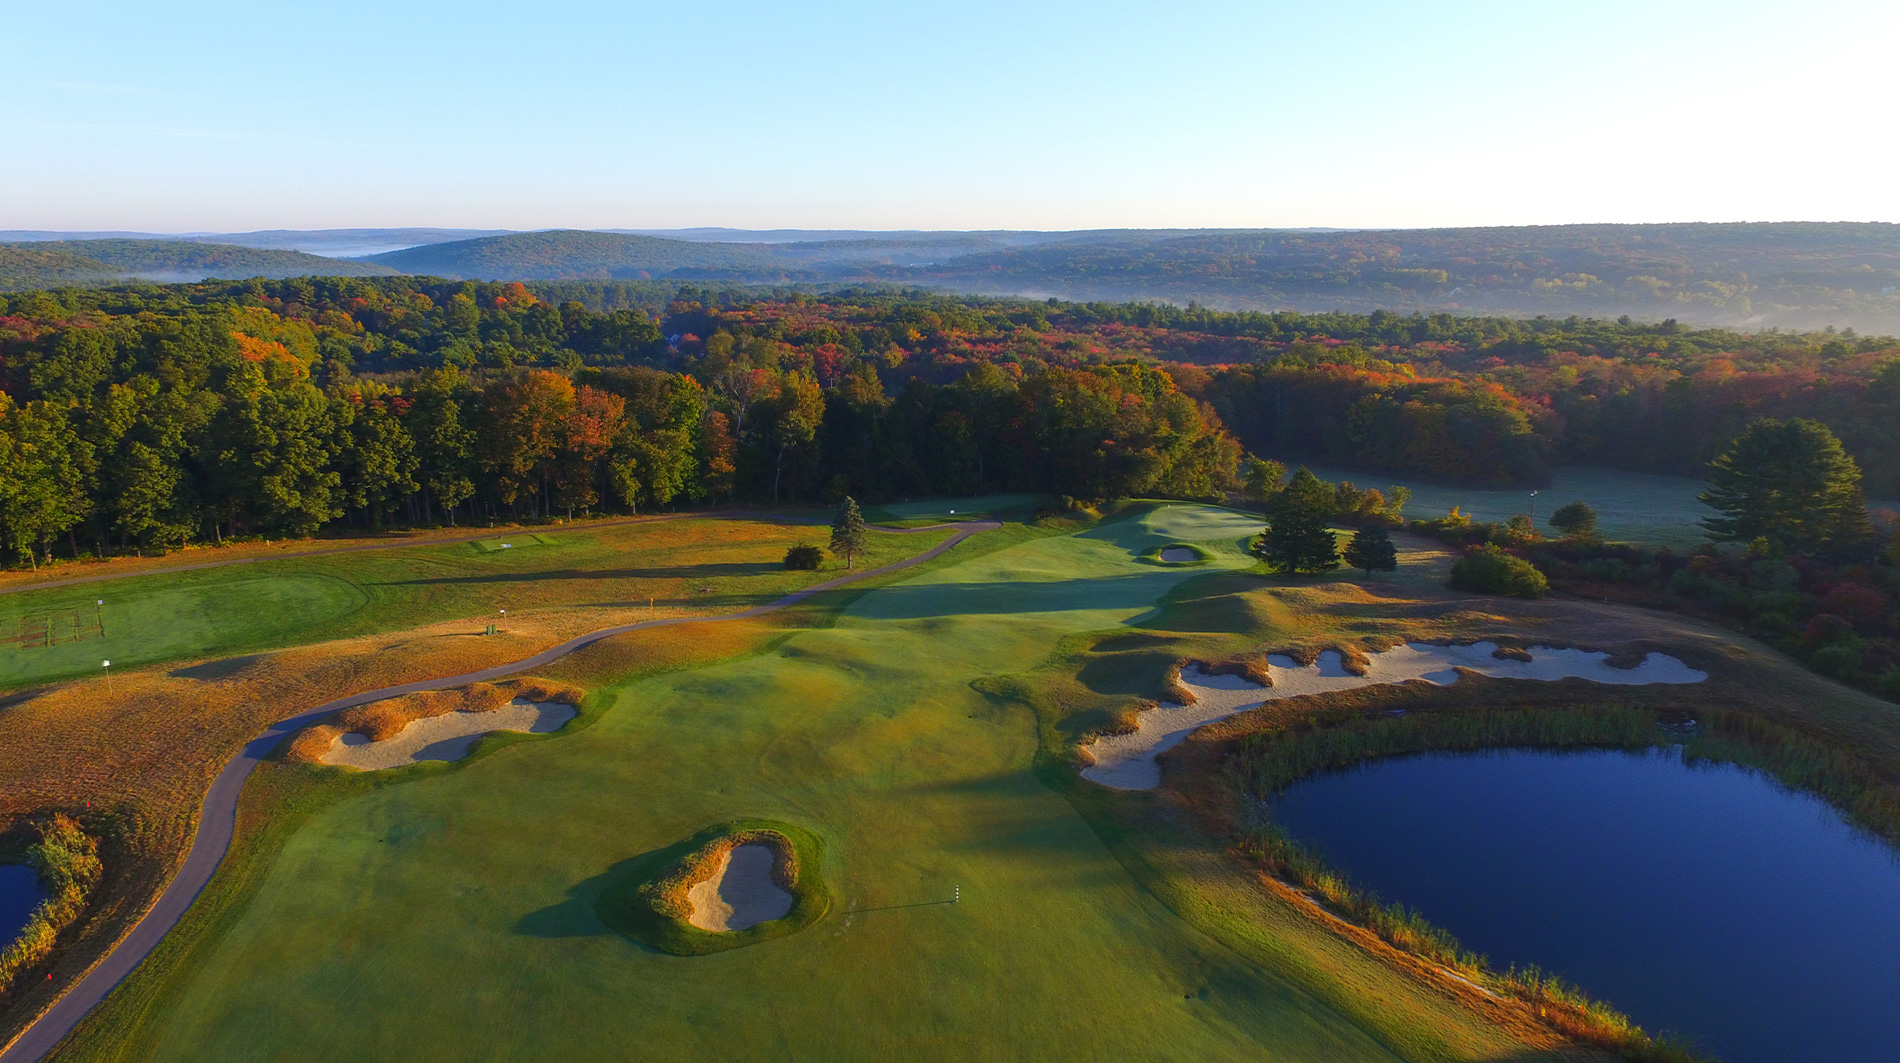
[{"x1": 0, "y1": 520, "x2": 997, "y2": 1063}]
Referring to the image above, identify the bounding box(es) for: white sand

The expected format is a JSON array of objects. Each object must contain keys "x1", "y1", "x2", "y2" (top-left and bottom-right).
[
  {"x1": 686, "y1": 843, "x2": 794, "y2": 931},
  {"x1": 1081, "y1": 643, "x2": 1707, "y2": 790},
  {"x1": 1158, "y1": 547, "x2": 1199, "y2": 564},
  {"x1": 319, "y1": 698, "x2": 577, "y2": 770}
]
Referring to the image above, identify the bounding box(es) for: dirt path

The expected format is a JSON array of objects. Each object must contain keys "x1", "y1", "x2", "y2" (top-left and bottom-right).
[{"x1": 0, "y1": 520, "x2": 997, "y2": 1063}]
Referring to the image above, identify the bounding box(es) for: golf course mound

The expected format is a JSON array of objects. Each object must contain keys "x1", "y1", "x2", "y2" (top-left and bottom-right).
[
  {"x1": 289, "y1": 678, "x2": 584, "y2": 769},
  {"x1": 1083, "y1": 643, "x2": 1708, "y2": 790},
  {"x1": 595, "y1": 821, "x2": 828, "y2": 955},
  {"x1": 1139, "y1": 542, "x2": 1213, "y2": 566}
]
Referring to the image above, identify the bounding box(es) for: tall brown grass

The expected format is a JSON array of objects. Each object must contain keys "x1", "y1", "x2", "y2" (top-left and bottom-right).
[
  {"x1": 0, "y1": 815, "x2": 102, "y2": 994},
  {"x1": 284, "y1": 677, "x2": 586, "y2": 763},
  {"x1": 639, "y1": 829, "x2": 797, "y2": 922},
  {"x1": 1242, "y1": 827, "x2": 1705, "y2": 1063}
]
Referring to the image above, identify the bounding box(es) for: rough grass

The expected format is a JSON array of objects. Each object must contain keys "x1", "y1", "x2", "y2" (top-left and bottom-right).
[
  {"x1": 593, "y1": 820, "x2": 827, "y2": 955},
  {"x1": 51, "y1": 504, "x2": 1578, "y2": 1063},
  {"x1": 0, "y1": 816, "x2": 100, "y2": 995},
  {"x1": 44, "y1": 499, "x2": 1893, "y2": 1063},
  {"x1": 0, "y1": 517, "x2": 951, "y2": 1049},
  {"x1": 0, "y1": 515, "x2": 945, "y2": 689},
  {"x1": 1242, "y1": 827, "x2": 1704, "y2": 1063}
]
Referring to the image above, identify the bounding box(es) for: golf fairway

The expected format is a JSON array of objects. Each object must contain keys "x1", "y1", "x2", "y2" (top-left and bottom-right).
[{"x1": 119, "y1": 506, "x2": 1523, "y2": 1062}]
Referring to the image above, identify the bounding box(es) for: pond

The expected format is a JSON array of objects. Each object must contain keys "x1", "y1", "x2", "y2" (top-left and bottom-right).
[
  {"x1": 1268, "y1": 747, "x2": 1900, "y2": 1063},
  {"x1": 0, "y1": 863, "x2": 47, "y2": 944}
]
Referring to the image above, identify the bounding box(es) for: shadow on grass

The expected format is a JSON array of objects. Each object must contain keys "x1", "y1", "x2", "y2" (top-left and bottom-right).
[
  {"x1": 512, "y1": 853, "x2": 653, "y2": 940},
  {"x1": 167, "y1": 654, "x2": 263, "y2": 681},
  {"x1": 856, "y1": 571, "x2": 1190, "y2": 620}
]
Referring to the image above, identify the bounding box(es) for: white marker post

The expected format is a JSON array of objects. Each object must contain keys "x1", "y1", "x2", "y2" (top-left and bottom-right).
[
  {"x1": 96, "y1": 599, "x2": 106, "y2": 639},
  {"x1": 102, "y1": 660, "x2": 111, "y2": 693}
]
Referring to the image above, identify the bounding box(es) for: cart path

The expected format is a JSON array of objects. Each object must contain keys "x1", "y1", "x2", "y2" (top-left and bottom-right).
[{"x1": 0, "y1": 520, "x2": 999, "y2": 1063}]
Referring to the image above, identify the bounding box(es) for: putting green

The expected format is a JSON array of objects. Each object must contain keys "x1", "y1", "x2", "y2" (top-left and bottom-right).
[{"x1": 109, "y1": 506, "x2": 1539, "y2": 1062}]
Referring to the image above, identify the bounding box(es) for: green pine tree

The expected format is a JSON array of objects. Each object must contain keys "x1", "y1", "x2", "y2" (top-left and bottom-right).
[
  {"x1": 1342, "y1": 524, "x2": 1398, "y2": 577},
  {"x1": 1252, "y1": 468, "x2": 1340, "y2": 575},
  {"x1": 831, "y1": 495, "x2": 868, "y2": 569},
  {"x1": 1548, "y1": 501, "x2": 1599, "y2": 541},
  {"x1": 1700, "y1": 418, "x2": 1872, "y2": 554}
]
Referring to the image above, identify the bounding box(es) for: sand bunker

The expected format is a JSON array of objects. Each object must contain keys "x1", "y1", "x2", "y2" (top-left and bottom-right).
[
  {"x1": 1081, "y1": 643, "x2": 1707, "y2": 790},
  {"x1": 1158, "y1": 547, "x2": 1199, "y2": 563},
  {"x1": 686, "y1": 843, "x2": 794, "y2": 931},
  {"x1": 319, "y1": 698, "x2": 576, "y2": 770}
]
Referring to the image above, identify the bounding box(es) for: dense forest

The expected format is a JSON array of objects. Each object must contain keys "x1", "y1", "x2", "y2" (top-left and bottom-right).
[
  {"x1": 0, "y1": 279, "x2": 1235, "y2": 565},
  {"x1": 1, "y1": 276, "x2": 1897, "y2": 566}
]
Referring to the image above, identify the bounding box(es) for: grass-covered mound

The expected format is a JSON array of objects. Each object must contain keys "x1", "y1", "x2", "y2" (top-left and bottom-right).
[
  {"x1": 284, "y1": 677, "x2": 586, "y2": 764},
  {"x1": 1138, "y1": 542, "x2": 1215, "y2": 566},
  {"x1": 595, "y1": 820, "x2": 827, "y2": 955}
]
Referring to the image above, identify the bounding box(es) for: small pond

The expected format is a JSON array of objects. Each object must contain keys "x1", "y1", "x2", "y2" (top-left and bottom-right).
[
  {"x1": 0, "y1": 864, "x2": 47, "y2": 943},
  {"x1": 1269, "y1": 747, "x2": 1900, "y2": 1063}
]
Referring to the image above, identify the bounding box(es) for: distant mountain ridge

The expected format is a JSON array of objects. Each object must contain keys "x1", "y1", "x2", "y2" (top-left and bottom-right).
[
  {"x1": 361, "y1": 230, "x2": 799, "y2": 279},
  {"x1": 5, "y1": 223, "x2": 1898, "y2": 333}
]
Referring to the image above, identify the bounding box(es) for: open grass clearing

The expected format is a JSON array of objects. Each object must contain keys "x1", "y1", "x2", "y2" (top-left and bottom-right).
[
  {"x1": 1287, "y1": 463, "x2": 1720, "y2": 548},
  {"x1": 861, "y1": 493, "x2": 1042, "y2": 526},
  {"x1": 51, "y1": 504, "x2": 1577, "y2": 1063},
  {"x1": 0, "y1": 515, "x2": 938, "y2": 689}
]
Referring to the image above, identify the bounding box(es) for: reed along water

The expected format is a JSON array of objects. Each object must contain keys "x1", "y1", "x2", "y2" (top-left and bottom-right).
[{"x1": 1270, "y1": 747, "x2": 1900, "y2": 1063}]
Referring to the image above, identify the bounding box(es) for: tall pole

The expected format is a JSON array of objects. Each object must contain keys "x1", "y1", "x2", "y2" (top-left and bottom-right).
[
  {"x1": 96, "y1": 599, "x2": 105, "y2": 639},
  {"x1": 1529, "y1": 490, "x2": 1539, "y2": 526}
]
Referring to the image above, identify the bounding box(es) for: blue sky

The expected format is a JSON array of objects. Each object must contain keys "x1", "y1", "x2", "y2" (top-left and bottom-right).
[{"x1": 6, "y1": 0, "x2": 1895, "y2": 231}]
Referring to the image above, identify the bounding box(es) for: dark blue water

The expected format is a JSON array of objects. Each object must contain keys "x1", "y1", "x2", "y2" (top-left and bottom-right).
[
  {"x1": 0, "y1": 864, "x2": 47, "y2": 943},
  {"x1": 1269, "y1": 748, "x2": 1900, "y2": 1063}
]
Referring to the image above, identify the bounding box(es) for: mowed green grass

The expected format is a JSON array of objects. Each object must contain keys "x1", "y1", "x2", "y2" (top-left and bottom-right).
[
  {"x1": 0, "y1": 574, "x2": 367, "y2": 686},
  {"x1": 0, "y1": 517, "x2": 943, "y2": 689},
  {"x1": 1290, "y1": 463, "x2": 1719, "y2": 548},
  {"x1": 93, "y1": 505, "x2": 1548, "y2": 1063},
  {"x1": 863, "y1": 493, "x2": 1042, "y2": 525}
]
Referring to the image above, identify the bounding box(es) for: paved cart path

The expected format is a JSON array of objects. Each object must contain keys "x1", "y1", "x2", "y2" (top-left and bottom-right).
[{"x1": 0, "y1": 520, "x2": 997, "y2": 1063}]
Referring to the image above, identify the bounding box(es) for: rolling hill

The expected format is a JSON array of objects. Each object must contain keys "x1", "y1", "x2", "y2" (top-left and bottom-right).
[
  {"x1": 362, "y1": 230, "x2": 801, "y2": 280},
  {"x1": 898, "y1": 222, "x2": 1900, "y2": 332},
  {"x1": 0, "y1": 239, "x2": 397, "y2": 287},
  {"x1": 8, "y1": 223, "x2": 1900, "y2": 333}
]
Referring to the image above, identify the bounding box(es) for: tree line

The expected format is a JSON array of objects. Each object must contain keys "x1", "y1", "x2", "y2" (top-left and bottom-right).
[
  {"x1": 0, "y1": 283, "x2": 1236, "y2": 566},
  {"x1": 5, "y1": 275, "x2": 1900, "y2": 564}
]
